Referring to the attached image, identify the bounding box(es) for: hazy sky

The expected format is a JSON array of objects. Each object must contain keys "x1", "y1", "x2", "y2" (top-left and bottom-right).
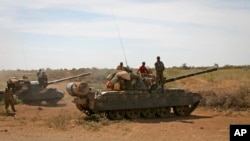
[{"x1": 0, "y1": 0, "x2": 250, "y2": 70}]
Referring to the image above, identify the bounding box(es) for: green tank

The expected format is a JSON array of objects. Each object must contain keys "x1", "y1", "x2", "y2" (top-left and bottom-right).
[
  {"x1": 0, "y1": 72, "x2": 91, "y2": 105},
  {"x1": 66, "y1": 67, "x2": 218, "y2": 120}
]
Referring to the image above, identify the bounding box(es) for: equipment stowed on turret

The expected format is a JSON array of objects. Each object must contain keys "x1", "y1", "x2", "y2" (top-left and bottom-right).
[
  {"x1": 66, "y1": 67, "x2": 218, "y2": 120},
  {"x1": 0, "y1": 72, "x2": 92, "y2": 105}
]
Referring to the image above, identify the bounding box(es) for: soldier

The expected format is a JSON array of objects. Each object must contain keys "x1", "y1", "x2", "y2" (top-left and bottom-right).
[
  {"x1": 37, "y1": 69, "x2": 43, "y2": 86},
  {"x1": 116, "y1": 62, "x2": 124, "y2": 71},
  {"x1": 4, "y1": 88, "x2": 16, "y2": 114},
  {"x1": 154, "y1": 56, "x2": 165, "y2": 91},
  {"x1": 40, "y1": 72, "x2": 48, "y2": 88},
  {"x1": 137, "y1": 62, "x2": 149, "y2": 76},
  {"x1": 37, "y1": 69, "x2": 42, "y2": 81}
]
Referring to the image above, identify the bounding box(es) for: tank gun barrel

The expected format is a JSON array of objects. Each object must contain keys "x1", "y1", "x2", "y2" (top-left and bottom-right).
[
  {"x1": 47, "y1": 72, "x2": 92, "y2": 85},
  {"x1": 165, "y1": 67, "x2": 218, "y2": 83}
]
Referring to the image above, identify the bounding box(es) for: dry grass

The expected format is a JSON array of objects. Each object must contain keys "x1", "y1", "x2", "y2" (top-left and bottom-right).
[
  {"x1": 1, "y1": 67, "x2": 249, "y2": 111},
  {"x1": 76, "y1": 114, "x2": 113, "y2": 131},
  {"x1": 199, "y1": 85, "x2": 250, "y2": 110},
  {"x1": 46, "y1": 113, "x2": 73, "y2": 130},
  {"x1": 0, "y1": 105, "x2": 6, "y2": 116}
]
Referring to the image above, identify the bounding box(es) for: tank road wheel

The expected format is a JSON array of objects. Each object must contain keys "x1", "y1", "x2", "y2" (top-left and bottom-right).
[
  {"x1": 23, "y1": 100, "x2": 41, "y2": 105},
  {"x1": 107, "y1": 110, "x2": 125, "y2": 120},
  {"x1": 142, "y1": 108, "x2": 156, "y2": 118},
  {"x1": 126, "y1": 110, "x2": 141, "y2": 119},
  {"x1": 173, "y1": 105, "x2": 191, "y2": 116},
  {"x1": 156, "y1": 107, "x2": 171, "y2": 118}
]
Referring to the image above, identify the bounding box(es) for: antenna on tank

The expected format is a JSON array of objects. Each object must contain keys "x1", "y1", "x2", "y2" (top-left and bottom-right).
[
  {"x1": 111, "y1": 9, "x2": 128, "y2": 67},
  {"x1": 21, "y1": 39, "x2": 28, "y2": 75}
]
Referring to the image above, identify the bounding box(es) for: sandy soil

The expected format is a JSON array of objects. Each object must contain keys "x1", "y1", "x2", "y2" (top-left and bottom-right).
[{"x1": 0, "y1": 83, "x2": 250, "y2": 141}]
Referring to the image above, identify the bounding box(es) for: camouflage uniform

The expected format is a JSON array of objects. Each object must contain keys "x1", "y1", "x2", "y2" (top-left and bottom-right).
[
  {"x1": 37, "y1": 69, "x2": 42, "y2": 81},
  {"x1": 154, "y1": 56, "x2": 165, "y2": 91},
  {"x1": 37, "y1": 71, "x2": 48, "y2": 88},
  {"x1": 40, "y1": 72, "x2": 48, "y2": 88},
  {"x1": 4, "y1": 88, "x2": 16, "y2": 113}
]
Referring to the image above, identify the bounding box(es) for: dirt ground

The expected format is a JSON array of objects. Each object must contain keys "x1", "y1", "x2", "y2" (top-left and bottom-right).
[{"x1": 0, "y1": 83, "x2": 250, "y2": 141}]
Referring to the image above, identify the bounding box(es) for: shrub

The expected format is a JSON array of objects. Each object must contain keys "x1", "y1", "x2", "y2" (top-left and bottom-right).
[
  {"x1": 199, "y1": 86, "x2": 250, "y2": 110},
  {"x1": 47, "y1": 113, "x2": 72, "y2": 130},
  {"x1": 76, "y1": 114, "x2": 111, "y2": 131}
]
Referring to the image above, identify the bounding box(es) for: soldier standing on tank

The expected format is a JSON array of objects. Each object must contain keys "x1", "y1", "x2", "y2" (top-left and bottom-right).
[
  {"x1": 4, "y1": 87, "x2": 16, "y2": 114},
  {"x1": 154, "y1": 56, "x2": 165, "y2": 92}
]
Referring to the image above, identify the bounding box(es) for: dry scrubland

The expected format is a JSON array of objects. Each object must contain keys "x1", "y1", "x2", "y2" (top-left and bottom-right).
[
  {"x1": 0, "y1": 66, "x2": 250, "y2": 141},
  {"x1": 0, "y1": 66, "x2": 250, "y2": 110}
]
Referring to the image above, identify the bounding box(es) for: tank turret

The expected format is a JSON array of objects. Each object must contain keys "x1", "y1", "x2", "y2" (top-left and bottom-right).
[
  {"x1": 1, "y1": 72, "x2": 91, "y2": 105},
  {"x1": 66, "y1": 67, "x2": 218, "y2": 120}
]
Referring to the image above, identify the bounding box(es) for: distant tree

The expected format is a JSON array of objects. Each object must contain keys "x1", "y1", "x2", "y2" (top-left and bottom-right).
[{"x1": 182, "y1": 63, "x2": 189, "y2": 69}]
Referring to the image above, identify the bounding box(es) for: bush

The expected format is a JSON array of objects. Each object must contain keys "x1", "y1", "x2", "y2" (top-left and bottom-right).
[
  {"x1": 47, "y1": 113, "x2": 72, "y2": 130},
  {"x1": 76, "y1": 114, "x2": 111, "y2": 131},
  {"x1": 199, "y1": 86, "x2": 250, "y2": 110}
]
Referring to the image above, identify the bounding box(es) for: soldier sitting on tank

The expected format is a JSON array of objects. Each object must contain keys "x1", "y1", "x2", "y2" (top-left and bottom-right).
[
  {"x1": 116, "y1": 62, "x2": 124, "y2": 71},
  {"x1": 137, "y1": 62, "x2": 149, "y2": 76}
]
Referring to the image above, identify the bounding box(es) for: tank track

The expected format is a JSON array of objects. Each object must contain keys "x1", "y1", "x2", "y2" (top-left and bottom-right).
[
  {"x1": 22, "y1": 97, "x2": 61, "y2": 106},
  {"x1": 79, "y1": 101, "x2": 200, "y2": 120}
]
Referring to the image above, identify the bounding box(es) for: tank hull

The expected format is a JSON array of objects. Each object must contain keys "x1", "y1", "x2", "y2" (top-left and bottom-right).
[
  {"x1": 16, "y1": 86, "x2": 64, "y2": 105},
  {"x1": 93, "y1": 89, "x2": 200, "y2": 112},
  {"x1": 72, "y1": 89, "x2": 201, "y2": 119}
]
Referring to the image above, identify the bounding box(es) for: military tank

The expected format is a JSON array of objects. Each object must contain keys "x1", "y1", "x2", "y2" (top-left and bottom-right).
[
  {"x1": 66, "y1": 67, "x2": 217, "y2": 120},
  {"x1": 0, "y1": 72, "x2": 91, "y2": 105}
]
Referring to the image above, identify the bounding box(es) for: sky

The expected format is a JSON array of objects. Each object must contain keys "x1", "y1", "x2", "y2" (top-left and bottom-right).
[{"x1": 0, "y1": 0, "x2": 250, "y2": 70}]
